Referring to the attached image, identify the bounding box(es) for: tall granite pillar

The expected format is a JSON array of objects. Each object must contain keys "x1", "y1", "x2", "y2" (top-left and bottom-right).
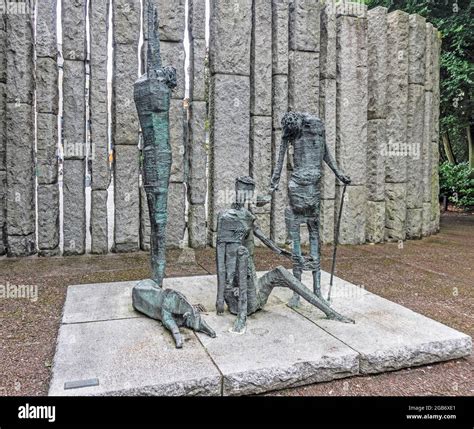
[
  {"x1": 385, "y1": 11, "x2": 409, "y2": 242},
  {"x1": 406, "y1": 14, "x2": 426, "y2": 239},
  {"x1": 251, "y1": 0, "x2": 272, "y2": 241},
  {"x1": 335, "y1": 3, "x2": 368, "y2": 245},
  {"x1": 90, "y1": 0, "x2": 111, "y2": 254},
  {"x1": 113, "y1": 0, "x2": 141, "y2": 252},
  {"x1": 421, "y1": 23, "x2": 434, "y2": 236},
  {"x1": 319, "y1": 3, "x2": 336, "y2": 244},
  {"x1": 36, "y1": 0, "x2": 59, "y2": 256},
  {"x1": 188, "y1": 0, "x2": 208, "y2": 248},
  {"x1": 62, "y1": 0, "x2": 87, "y2": 255},
  {"x1": 0, "y1": 14, "x2": 6, "y2": 254},
  {"x1": 139, "y1": 0, "x2": 187, "y2": 249},
  {"x1": 5, "y1": 1, "x2": 36, "y2": 256},
  {"x1": 366, "y1": 6, "x2": 387, "y2": 243},
  {"x1": 270, "y1": 0, "x2": 289, "y2": 245},
  {"x1": 209, "y1": 0, "x2": 252, "y2": 245},
  {"x1": 430, "y1": 28, "x2": 441, "y2": 234},
  {"x1": 289, "y1": 0, "x2": 320, "y2": 245}
]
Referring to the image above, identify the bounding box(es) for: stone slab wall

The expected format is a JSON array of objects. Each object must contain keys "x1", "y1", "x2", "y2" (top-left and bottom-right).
[{"x1": 1, "y1": 0, "x2": 442, "y2": 257}]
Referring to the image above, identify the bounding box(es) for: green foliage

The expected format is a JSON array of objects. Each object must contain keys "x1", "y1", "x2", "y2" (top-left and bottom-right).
[
  {"x1": 365, "y1": 0, "x2": 474, "y2": 163},
  {"x1": 439, "y1": 161, "x2": 474, "y2": 207}
]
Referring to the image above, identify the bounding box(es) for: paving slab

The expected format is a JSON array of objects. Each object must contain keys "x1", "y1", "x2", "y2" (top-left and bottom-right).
[
  {"x1": 48, "y1": 318, "x2": 222, "y2": 396},
  {"x1": 50, "y1": 270, "x2": 471, "y2": 396},
  {"x1": 273, "y1": 272, "x2": 472, "y2": 374}
]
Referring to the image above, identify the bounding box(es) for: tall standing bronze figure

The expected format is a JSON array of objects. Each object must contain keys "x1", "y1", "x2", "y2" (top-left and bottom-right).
[
  {"x1": 132, "y1": 2, "x2": 215, "y2": 348},
  {"x1": 270, "y1": 112, "x2": 351, "y2": 307}
]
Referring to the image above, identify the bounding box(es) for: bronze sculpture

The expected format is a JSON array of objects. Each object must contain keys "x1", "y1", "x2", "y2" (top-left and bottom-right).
[
  {"x1": 215, "y1": 176, "x2": 354, "y2": 333},
  {"x1": 270, "y1": 112, "x2": 351, "y2": 307},
  {"x1": 131, "y1": 2, "x2": 215, "y2": 348}
]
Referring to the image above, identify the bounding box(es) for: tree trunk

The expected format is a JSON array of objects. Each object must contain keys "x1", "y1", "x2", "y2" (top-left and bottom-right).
[
  {"x1": 442, "y1": 132, "x2": 457, "y2": 165},
  {"x1": 467, "y1": 124, "x2": 474, "y2": 178}
]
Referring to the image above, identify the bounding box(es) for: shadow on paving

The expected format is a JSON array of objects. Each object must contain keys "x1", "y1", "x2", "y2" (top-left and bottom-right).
[{"x1": 0, "y1": 213, "x2": 472, "y2": 396}]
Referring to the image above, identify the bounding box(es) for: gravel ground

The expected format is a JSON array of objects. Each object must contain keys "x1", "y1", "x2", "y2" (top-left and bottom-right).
[{"x1": 0, "y1": 212, "x2": 472, "y2": 396}]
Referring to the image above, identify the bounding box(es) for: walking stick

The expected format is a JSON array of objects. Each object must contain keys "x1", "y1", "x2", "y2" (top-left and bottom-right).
[{"x1": 327, "y1": 183, "x2": 347, "y2": 303}]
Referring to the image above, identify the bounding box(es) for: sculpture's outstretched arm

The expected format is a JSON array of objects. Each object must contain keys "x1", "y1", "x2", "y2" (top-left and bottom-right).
[
  {"x1": 323, "y1": 134, "x2": 351, "y2": 185},
  {"x1": 270, "y1": 137, "x2": 289, "y2": 192},
  {"x1": 253, "y1": 224, "x2": 292, "y2": 258}
]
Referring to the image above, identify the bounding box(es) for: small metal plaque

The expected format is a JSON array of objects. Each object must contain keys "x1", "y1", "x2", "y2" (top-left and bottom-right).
[{"x1": 64, "y1": 378, "x2": 99, "y2": 390}]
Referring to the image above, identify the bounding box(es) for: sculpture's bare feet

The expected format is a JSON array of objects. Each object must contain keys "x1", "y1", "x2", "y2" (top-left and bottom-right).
[
  {"x1": 172, "y1": 330, "x2": 184, "y2": 348},
  {"x1": 288, "y1": 293, "x2": 301, "y2": 309},
  {"x1": 230, "y1": 319, "x2": 247, "y2": 334},
  {"x1": 327, "y1": 313, "x2": 355, "y2": 324}
]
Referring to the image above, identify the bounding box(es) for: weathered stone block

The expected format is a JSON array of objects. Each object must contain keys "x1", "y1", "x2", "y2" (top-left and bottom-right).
[
  {"x1": 192, "y1": 37, "x2": 207, "y2": 102},
  {"x1": 320, "y1": 198, "x2": 335, "y2": 245},
  {"x1": 251, "y1": 0, "x2": 272, "y2": 116},
  {"x1": 385, "y1": 182, "x2": 407, "y2": 242},
  {"x1": 320, "y1": 3, "x2": 336, "y2": 80},
  {"x1": 189, "y1": 101, "x2": 208, "y2": 205},
  {"x1": 91, "y1": 189, "x2": 108, "y2": 254},
  {"x1": 113, "y1": 0, "x2": 140, "y2": 46},
  {"x1": 36, "y1": 57, "x2": 58, "y2": 114},
  {"x1": 7, "y1": 234, "x2": 36, "y2": 257},
  {"x1": 335, "y1": 185, "x2": 367, "y2": 245},
  {"x1": 0, "y1": 15, "x2": 6, "y2": 84},
  {"x1": 62, "y1": 0, "x2": 86, "y2": 61},
  {"x1": 336, "y1": 15, "x2": 367, "y2": 186},
  {"x1": 367, "y1": 6, "x2": 387, "y2": 120},
  {"x1": 424, "y1": 23, "x2": 434, "y2": 92},
  {"x1": 63, "y1": 60, "x2": 86, "y2": 159},
  {"x1": 271, "y1": 130, "x2": 288, "y2": 245},
  {"x1": 385, "y1": 11, "x2": 409, "y2": 183},
  {"x1": 153, "y1": 0, "x2": 186, "y2": 42},
  {"x1": 255, "y1": 212, "x2": 271, "y2": 240},
  {"x1": 37, "y1": 112, "x2": 58, "y2": 185},
  {"x1": 90, "y1": 0, "x2": 110, "y2": 191},
  {"x1": 320, "y1": 78, "x2": 336, "y2": 199},
  {"x1": 6, "y1": 102, "x2": 35, "y2": 238},
  {"x1": 406, "y1": 84, "x2": 425, "y2": 209},
  {"x1": 251, "y1": 116, "x2": 272, "y2": 198},
  {"x1": 272, "y1": 0, "x2": 289, "y2": 75},
  {"x1": 114, "y1": 42, "x2": 139, "y2": 146},
  {"x1": 0, "y1": 170, "x2": 5, "y2": 255},
  {"x1": 406, "y1": 208, "x2": 422, "y2": 239},
  {"x1": 170, "y1": 99, "x2": 186, "y2": 182},
  {"x1": 289, "y1": 50, "x2": 319, "y2": 114},
  {"x1": 190, "y1": 0, "x2": 206, "y2": 40},
  {"x1": 422, "y1": 91, "x2": 433, "y2": 203},
  {"x1": 37, "y1": 184, "x2": 59, "y2": 251},
  {"x1": 365, "y1": 200, "x2": 385, "y2": 243},
  {"x1": 6, "y1": 13, "x2": 34, "y2": 104},
  {"x1": 63, "y1": 159, "x2": 86, "y2": 255},
  {"x1": 272, "y1": 74, "x2": 288, "y2": 130},
  {"x1": 167, "y1": 182, "x2": 186, "y2": 248},
  {"x1": 161, "y1": 41, "x2": 186, "y2": 100},
  {"x1": 367, "y1": 119, "x2": 386, "y2": 202},
  {"x1": 114, "y1": 145, "x2": 139, "y2": 252},
  {"x1": 189, "y1": 203, "x2": 207, "y2": 248},
  {"x1": 209, "y1": 74, "x2": 250, "y2": 231},
  {"x1": 408, "y1": 14, "x2": 426, "y2": 85},
  {"x1": 289, "y1": 0, "x2": 320, "y2": 52},
  {"x1": 421, "y1": 202, "x2": 432, "y2": 236},
  {"x1": 210, "y1": 0, "x2": 252, "y2": 76},
  {"x1": 36, "y1": 0, "x2": 57, "y2": 58}
]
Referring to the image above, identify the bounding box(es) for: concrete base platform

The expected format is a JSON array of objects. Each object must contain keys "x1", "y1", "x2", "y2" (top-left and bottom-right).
[{"x1": 49, "y1": 272, "x2": 471, "y2": 396}]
